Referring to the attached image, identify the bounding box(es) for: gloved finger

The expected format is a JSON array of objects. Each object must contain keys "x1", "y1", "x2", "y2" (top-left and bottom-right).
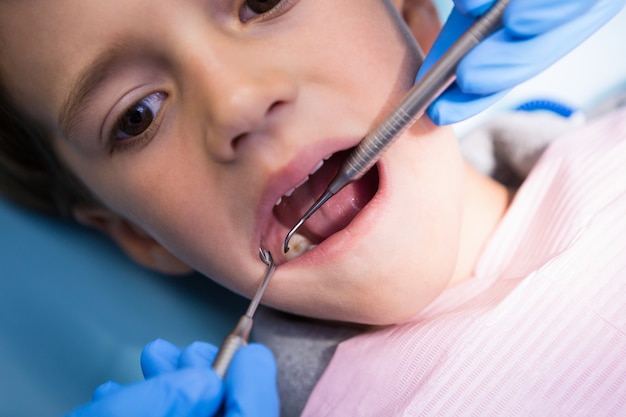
[
  {"x1": 91, "y1": 381, "x2": 122, "y2": 402},
  {"x1": 66, "y1": 368, "x2": 224, "y2": 417},
  {"x1": 223, "y1": 344, "x2": 279, "y2": 417},
  {"x1": 456, "y1": 0, "x2": 624, "y2": 95},
  {"x1": 417, "y1": 9, "x2": 475, "y2": 81},
  {"x1": 177, "y1": 341, "x2": 219, "y2": 369},
  {"x1": 427, "y1": 86, "x2": 509, "y2": 125},
  {"x1": 140, "y1": 339, "x2": 181, "y2": 379},
  {"x1": 505, "y1": 0, "x2": 599, "y2": 37},
  {"x1": 453, "y1": 0, "x2": 599, "y2": 34},
  {"x1": 453, "y1": 0, "x2": 495, "y2": 16}
]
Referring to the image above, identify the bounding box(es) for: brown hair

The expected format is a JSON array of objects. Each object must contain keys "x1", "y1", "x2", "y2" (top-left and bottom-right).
[{"x1": 0, "y1": 82, "x2": 100, "y2": 218}]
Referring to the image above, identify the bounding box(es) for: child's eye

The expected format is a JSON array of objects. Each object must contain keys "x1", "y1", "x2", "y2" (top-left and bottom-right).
[
  {"x1": 112, "y1": 92, "x2": 167, "y2": 142},
  {"x1": 240, "y1": 0, "x2": 295, "y2": 22},
  {"x1": 246, "y1": 0, "x2": 281, "y2": 14}
]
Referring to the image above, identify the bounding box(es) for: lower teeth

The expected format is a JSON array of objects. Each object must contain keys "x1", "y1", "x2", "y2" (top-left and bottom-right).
[{"x1": 285, "y1": 233, "x2": 316, "y2": 261}]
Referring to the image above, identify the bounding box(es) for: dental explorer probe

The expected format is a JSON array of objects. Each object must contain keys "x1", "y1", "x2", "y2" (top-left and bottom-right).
[
  {"x1": 284, "y1": 0, "x2": 510, "y2": 253},
  {"x1": 212, "y1": 248, "x2": 276, "y2": 378}
]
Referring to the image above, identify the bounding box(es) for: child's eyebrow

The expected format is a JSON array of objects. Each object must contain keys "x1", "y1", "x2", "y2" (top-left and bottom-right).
[{"x1": 58, "y1": 42, "x2": 132, "y2": 139}]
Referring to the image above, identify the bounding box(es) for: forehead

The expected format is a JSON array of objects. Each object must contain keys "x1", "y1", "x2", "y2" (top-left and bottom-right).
[{"x1": 0, "y1": 1, "x2": 170, "y2": 118}]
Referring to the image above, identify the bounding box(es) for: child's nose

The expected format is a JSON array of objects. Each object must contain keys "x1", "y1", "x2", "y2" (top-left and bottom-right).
[{"x1": 196, "y1": 52, "x2": 298, "y2": 161}]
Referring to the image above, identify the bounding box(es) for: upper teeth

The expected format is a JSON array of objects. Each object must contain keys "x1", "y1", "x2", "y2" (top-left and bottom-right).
[
  {"x1": 275, "y1": 158, "x2": 327, "y2": 206},
  {"x1": 310, "y1": 160, "x2": 324, "y2": 175}
]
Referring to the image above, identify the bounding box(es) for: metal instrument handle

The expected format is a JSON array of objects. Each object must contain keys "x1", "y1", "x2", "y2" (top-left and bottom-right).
[
  {"x1": 212, "y1": 315, "x2": 253, "y2": 379},
  {"x1": 337, "y1": 0, "x2": 510, "y2": 189}
]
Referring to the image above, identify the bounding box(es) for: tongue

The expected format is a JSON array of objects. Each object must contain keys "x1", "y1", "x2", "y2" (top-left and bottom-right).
[{"x1": 273, "y1": 153, "x2": 378, "y2": 243}]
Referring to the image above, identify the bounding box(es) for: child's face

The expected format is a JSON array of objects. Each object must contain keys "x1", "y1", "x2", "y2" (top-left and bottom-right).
[{"x1": 0, "y1": 0, "x2": 465, "y2": 324}]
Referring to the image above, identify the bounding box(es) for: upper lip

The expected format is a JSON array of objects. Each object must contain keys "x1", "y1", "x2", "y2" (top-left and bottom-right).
[{"x1": 254, "y1": 137, "x2": 360, "y2": 257}]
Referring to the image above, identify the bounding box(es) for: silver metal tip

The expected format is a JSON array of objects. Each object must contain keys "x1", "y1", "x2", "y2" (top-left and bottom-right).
[
  {"x1": 283, "y1": 218, "x2": 305, "y2": 253},
  {"x1": 283, "y1": 190, "x2": 333, "y2": 253},
  {"x1": 259, "y1": 247, "x2": 272, "y2": 266}
]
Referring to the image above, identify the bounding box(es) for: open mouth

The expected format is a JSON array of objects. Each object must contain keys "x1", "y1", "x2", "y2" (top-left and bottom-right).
[{"x1": 272, "y1": 148, "x2": 379, "y2": 261}]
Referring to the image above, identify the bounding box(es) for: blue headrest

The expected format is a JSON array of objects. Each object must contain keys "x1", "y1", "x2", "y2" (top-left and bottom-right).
[{"x1": 0, "y1": 197, "x2": 246, "y2": 416}]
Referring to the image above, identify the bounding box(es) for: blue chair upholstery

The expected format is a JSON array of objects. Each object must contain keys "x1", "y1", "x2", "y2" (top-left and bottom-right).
[{"x1": 0, "y1": 198, "x2": 246, "y2": 417}]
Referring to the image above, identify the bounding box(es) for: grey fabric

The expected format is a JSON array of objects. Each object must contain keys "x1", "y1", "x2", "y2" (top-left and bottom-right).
[
  {"x1": 253, "y1": 307, "x2": 368, "y2": 417},
  {"x1": 460, "y1": 111, "x2": 583, "y2": 187}
]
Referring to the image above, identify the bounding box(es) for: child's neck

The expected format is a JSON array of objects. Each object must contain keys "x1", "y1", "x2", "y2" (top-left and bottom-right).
[{"x1": 449, "y1": 162, "x2": 514, "y2": 287}]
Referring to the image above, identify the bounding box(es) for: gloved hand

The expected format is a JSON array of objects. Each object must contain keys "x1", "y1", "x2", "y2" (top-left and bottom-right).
[
  {"x1": 419, "y1": 0, "x2": 626, "y2": 125},
  {"x1": 64, "y1": 339, "x2": 279, "y2": 417}
]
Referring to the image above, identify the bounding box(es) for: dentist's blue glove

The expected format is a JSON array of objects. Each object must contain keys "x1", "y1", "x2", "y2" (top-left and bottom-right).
[
  {"x1": 419, "y1": 0, "x2": 626, "y2": 125},
  {"x1": 64, "y1": 339, "x2": 279, "y2": 417}
]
